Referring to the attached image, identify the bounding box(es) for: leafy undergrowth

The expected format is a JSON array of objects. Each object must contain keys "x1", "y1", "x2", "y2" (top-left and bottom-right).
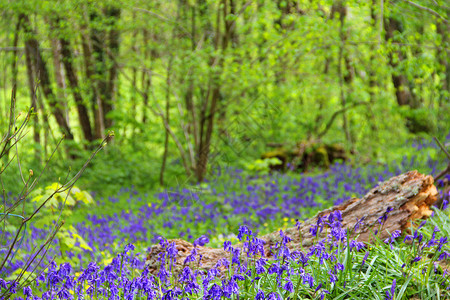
[{"x1": 1, "y1": 136, "x2": 450, "y2": 299}]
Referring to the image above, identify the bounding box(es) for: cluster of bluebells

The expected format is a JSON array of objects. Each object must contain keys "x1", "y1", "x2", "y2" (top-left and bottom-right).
[
  {"x1": 2, "y1": 135, "x2": 450, "y2": 297},
  {"x1": 2, "y1": 159, "x2": 418, "y2": 278},
  {"x1": 2, "y1": 207, "x2": 450, "y2": 299}
]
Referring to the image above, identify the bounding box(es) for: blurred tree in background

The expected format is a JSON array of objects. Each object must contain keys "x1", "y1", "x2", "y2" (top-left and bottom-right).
[{"x1": 0, "y1": 0, "x2": 448, "y2": 191}]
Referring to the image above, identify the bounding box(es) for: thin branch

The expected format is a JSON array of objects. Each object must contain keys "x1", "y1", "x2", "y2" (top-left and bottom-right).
[
  {"x1": 133, "y1": 7, "x2": 190, "y2": 35},
  {"x1": 433, "y1": 137, "x2": 450, "y2": 181},
  {"x1": 434, "y1": 137, "x2": 450, "y2": 160},
  {"x1": 402, "y1": 0, "x2": 449, "y2": 24},
  {"x1": 317, "y1": 102, "x2": 369, "y2": 138}
]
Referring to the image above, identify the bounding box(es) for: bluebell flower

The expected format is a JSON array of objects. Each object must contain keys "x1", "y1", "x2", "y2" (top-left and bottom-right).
[
  {"x1": 334, "y1": 262, "x2": 344, "y2": 272},
  {"x1": 412, "y1": 256, "x2": 422, "y2": 263},
  {"x1": 8, "y1": 281, "x2": 17, "y2": 294},
  {"x1": 0, "y1": 278, "x2": 7, "y2": 289},
  {"x1": 385, "y1": 279, "x2": 396, "y2": 300},
  {"x1": 284, "y1": 279, "x2": 294, "y2": 293},
  {"x1": 438, "y1": 251, "x2": 449, "y2": 261},
  {"x1": 193, "y1": 235, "x2": 209, "y2": 247},
  {"x1": 267, "y1": 292, "x2": 282, "y2": 300},
  {"x1": 231, "y1": 247, "x2": 241, "y2": 266},
  {"x1": 378, "y1": 207, "x2": 393, "y2": 224},
  {"x1": 255, "y1": 289, "x2": 265, "y2": 300},
  {"x1": 354, "y1": 217, "x2": 365, "y2": 232},
  {"x1": 361, "y1": 251, "x2": 369, "y2": 267},
  {"x1": 315, "y1": 282, "x2": 323, "y2": 292},
  {"x1": 124, "y1": 243, "x2": 135, "y2": 254},
  {"x1": 256, "y1": 258, "x2": 267, "y2": 274},
  {"x1": 223, "y1": 241, "x2": 232, "y2": 252},
  {"x1": 418, "y1": 220, "x2": 427, "y2": 229},
  {"x1": 303, "y1": 273, "x2": 314, "y2": 288},
  {"x1": 237, "y1": 225, "x2": 252, "y2": 241},
  {"x1": 57, "y1": 288, "x2": 72, "y2": 300},
  {"x1": 320, "y1": 289, "x2": 330, "y2": 300},
  {"x1": 183, "y1": 247, "x2": 197, "y2": 265},
  {"x1": 268, "y1": 262, "x2": 280, "y2": 275},
  {"x1": 206, "y1": 283, "x2": 223, "y2": 299},
  {"x1": 328, "y1": 269, "x2": 337, "y2": 284},
  {"x1": 23, "y1": 286, "x2": 33, "y2": 298}
]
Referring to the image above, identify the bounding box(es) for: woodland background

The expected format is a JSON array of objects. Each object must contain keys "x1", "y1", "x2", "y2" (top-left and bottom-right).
[{"x1": 0, "y1": 0, "x2": 449, "y2": 193}]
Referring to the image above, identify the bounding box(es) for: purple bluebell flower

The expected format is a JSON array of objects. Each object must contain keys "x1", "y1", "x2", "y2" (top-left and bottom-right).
[
  {"x1": 124, "y1": 243, "x2": 135, "y2": 254},
  {"x1": 361, "y1": 251, "x2": 369, "y2": 267},
  {"x1": 378, "y1": 207, "x2": 393, "y2": 224},
  {"x1": 256, "y1": 258, "x2": 267, "y2": 274},
  {"x1": 284, "y1": 279, "x2": 294, "y2": 293},
  {"x1": 193, "y1": 235, "x2": 209, "y2": 247},
  {"x1": 385, "y1": 279, "x2": 396, "y2": 300},
  {"x1": 0, "y1": 278, "x2": 7, "y2": 289},
  {"x1": 354, "y1": 217, "x2": 365, "y2": 232},
  {"x1": 255, "y1": 289, "x2": 265, "y2": 300},
  {"x1": 303, "y1": 273, "x2": 314, "y2": 288},
  {"x1": 412, "y1": 256, "x2": 422, "y2": 263},
  {"x1": 320, "y1": 289, "x2": 330, "y2": 300},
  {"x1": 57, "y1": 288, "x2": 72, "y2": 300},
  {"x1": 23, "y1": 286, "x2": 33, "y2": 298},
  {"x1": 328, "y1": 269, "x2": 337, "y2": 284},
  {"x1": 267, "y1": 292, "x2": 282, "y2": 300},
  {"x1": 223, "y1": 241, "x2": 232, "y2": 252},
  {"x1": 237, "y1": 226, "x2": 252, "y2": 241}
]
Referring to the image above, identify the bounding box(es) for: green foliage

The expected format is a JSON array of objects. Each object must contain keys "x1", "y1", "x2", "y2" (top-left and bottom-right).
[
  {"x1": 245, "y1": 158, "x2": 283, "y2": 175},
  {"x1": 403, "y1": 108, "x2": 438, "y2": 134},
  {"x1": 31, "y1": 183, "x2": 95, "y2": 265},
  {"x1": 0, "y1": 0, "x2": 449, "y2": 190}
]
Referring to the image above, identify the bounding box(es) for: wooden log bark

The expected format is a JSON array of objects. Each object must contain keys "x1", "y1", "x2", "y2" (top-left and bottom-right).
[{"x1": 146, "y1": 171, "x2": 438, "y2": 275}]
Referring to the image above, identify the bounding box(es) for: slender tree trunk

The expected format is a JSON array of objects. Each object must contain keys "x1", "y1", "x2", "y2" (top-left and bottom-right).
[
  {"x1": 196, "y1": 0, "x2": 229, "y2": 182},
  {"x1": 104, "y1": 7, "x2": 121, "y2": 129},
  {"x1": 141, "y1": 29, "x2": 153, "y2": 127},
  {"x1": 130, "y1": 12, "x2": 138, "y2": 138},
  {"x1": 58, "y1": 24, "x2": 94, "y2": 142},
  {"x1": 6, "y1": 15, "x2": 25, "y2": 160},
  {"x1": 49, "y1": 37, "x2": 69, "y2": 125},
  {"x1": 80, "y1": 13, "x2": 104, "y2": 140},
  {"x1": 22, "y1": 15, "x2": 74, "y2": 141},
  {"x1": 90, "y1": 11, "x2": 108, "y2": 135},
  {"x1": 160, "y1": 58, "x2": 173, "y2": 186},
  {"x1": 23, "y1": 26, "x2": 41, "y2": 162},
  {"x1": 384, "y1": 17, "x2": 415, "y2": 108},
  {"x1": 436, "y1": 21, "x2": 449, "y2": 123},
  {"x1": 332, "y1": 1, "x2": 352, "y2": 148}
]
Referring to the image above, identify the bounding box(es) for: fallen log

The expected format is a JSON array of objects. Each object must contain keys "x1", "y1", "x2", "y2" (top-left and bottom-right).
[{"x1": 146, "y1": 171, "x2": 438, "y2": 275}]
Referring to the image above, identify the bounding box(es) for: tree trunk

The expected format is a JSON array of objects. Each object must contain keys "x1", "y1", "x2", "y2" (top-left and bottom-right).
[
  {"x1": 160, "y1": 58, "x2": 173, "y2": 186},
  {"x1": 141, "y1": 29, "x2": 153, "y2": 128},
  {"x1": 49, "y1": 37, "x2": 69, "y2": 125},
  {"x1": 22, "y1": 15, "x2": 74, "y2": 141},
  {"x1": 58, "y1": 19, "x2": 94, "y2": 142},
  {"x1": 332, "y1": 1, "x2": 353, "y2": 148},
  {"x1": 104, "y1": 7, "x2": 121, "y2": 129},
  {"x1": 6, "y1": 15, "x2": 25, "y2": 160},
  {"x1": 436, "y1": 21, "x2": 449, "y2": 130},
  {"x1": 80, "y1": 13, "x2": 104, "y2": 140},
  {"x1": 195, "y1": 1, "x2": 227, "y2": 182},
  {"x1": 384, "y1": 17, "x2": 417, "y2": 108},
  {"x1": 90, "y1": 11, "x2": 108, "y2": 135}
]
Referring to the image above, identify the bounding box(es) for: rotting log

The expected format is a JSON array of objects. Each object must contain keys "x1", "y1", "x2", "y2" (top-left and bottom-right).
[{"x1": 146, "y1": 171, "x2": 438, "y2": 274}]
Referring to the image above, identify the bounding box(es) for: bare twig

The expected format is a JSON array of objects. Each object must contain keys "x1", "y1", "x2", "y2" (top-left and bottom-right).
[
  {"x1": 433, "y1": 137, "x2": 450, "y2": 181},
  {"x1": 402, "y1": 0, "x2": 449, "y2": 24},
  {"x1": 317, "y1": 102, "x2": 369, "y2": 138}
]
